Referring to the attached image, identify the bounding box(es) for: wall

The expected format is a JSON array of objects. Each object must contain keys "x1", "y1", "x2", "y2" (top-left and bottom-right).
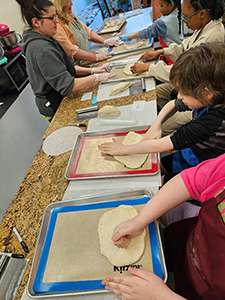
[
  {"x1": 73, "y1": 0, "x2": 92, "y2": 16},
  {"x1": 0, "y1": 0, "x2": 25, "y2": 34}
]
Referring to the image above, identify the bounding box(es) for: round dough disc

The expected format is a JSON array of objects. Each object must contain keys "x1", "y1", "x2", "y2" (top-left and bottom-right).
[
  {"x1": 114, "y1": 131, "x2": 149, "y2": 169},
  {"x1": 98, "y1": 205, "x2": 146, "y2": 266},
  {"x1": 42, "y1": 126, "x2": 82, "y2": 156}
]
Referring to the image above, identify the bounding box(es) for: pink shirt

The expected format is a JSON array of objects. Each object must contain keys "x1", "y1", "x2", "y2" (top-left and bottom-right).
[{"x1": 181, "y1": 154, "x2": 225, "y2": 202}]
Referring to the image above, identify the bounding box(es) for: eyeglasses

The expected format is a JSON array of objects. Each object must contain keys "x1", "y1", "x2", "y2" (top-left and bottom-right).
[
  {"x1": 182, "y1": 9, "x2": 210, "y2": 23},
  {"x1": 40, "y1": 14, "x2": 58, "y2": 22}
]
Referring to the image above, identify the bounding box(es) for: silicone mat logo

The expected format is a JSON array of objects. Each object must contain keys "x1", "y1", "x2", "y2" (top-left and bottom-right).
[{"x1": 114, "y1": 264, "x2": 142, "y2": 274}]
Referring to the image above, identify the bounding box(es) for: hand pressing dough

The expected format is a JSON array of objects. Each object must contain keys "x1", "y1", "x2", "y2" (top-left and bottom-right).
[
  {"x1": 98, "y1": 105, "x2": 121, "y2": 117},
  {"x1": 114, "y1": 131, "x2": 149, "y2": 169},
  {"x1": 123, "y1": 64, "x2": 134, "y2": 76},
  {"x1": 109, "y1": 82, "x2": 131, "y2": 95},
  {"x1": 98, "y1": 205, "x2": 146, "y2": 266}
]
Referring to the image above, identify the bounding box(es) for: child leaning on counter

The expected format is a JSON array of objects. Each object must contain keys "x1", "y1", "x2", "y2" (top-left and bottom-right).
[
  {"x1": 102, "y1": 153, "x2": 225, "y2": 300},
  {"x1": 98, "y1": 42, "x2": 225, "y2": 184},
  {"x1": 122, "y1": 0, "x2": 183, "y2": 46}
]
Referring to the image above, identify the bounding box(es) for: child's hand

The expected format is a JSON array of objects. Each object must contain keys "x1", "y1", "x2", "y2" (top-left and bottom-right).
[
  {"x1": 98, "y1": 138, "x2": 124, "y2": 155},
  {"x1": 102, "y1": 267, "x2": 179, "y2": 300},
  {"x1": 144, "y1": 123, "x2": 162, "y2": 141},
  {"x1": 131, "y1": 62, "x2": 149, "y2": 74},
  {"x1": 121, "y1": 35, "x2": 130, "y2": 42},
  {"x1": 139, "y1": 50, "x2": 158, "y2": 62},
  {"x1": 112, "y1": 217, "x2": 145, "y2": 248}
]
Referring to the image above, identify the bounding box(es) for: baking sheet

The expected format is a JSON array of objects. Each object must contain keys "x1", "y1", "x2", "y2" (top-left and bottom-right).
[
  {"x1": 28, "y1": 191, "x2": 166, "y2": 297},
  {"x1": 109, "y1": 38, "x2": 153, "y2": 56},
  {"x1": 97, "y1": 77, "x2": 155, "y2": 101},
  {"x1": 96, "y1": 18, "x2": 126, "y2": 35},
  {"x1": 65, "y1": 127, "x2": 159, "y2": 180}
]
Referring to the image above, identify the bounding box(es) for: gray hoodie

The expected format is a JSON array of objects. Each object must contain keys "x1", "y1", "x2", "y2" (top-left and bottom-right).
[{"x1": 20, "y1": 30, "x2": 75, "y2": 117}]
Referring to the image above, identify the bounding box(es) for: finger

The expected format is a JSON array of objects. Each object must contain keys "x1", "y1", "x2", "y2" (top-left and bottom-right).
[
  {"x1": 113, "y1": 237, "x2": 131, "y2": 248},
  {"x1": 128, "y1": 267, "x2": 151, "y2": 281}
]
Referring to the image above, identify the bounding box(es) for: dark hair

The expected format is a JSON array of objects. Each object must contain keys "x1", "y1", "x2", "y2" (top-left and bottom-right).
[
  {"x1": 186, "y1": 0, "x2": 224, "y2": 20},
  {"x1": 170, "y1": 42, "x2": 225, "y2": 107},
  {"x1": 164, "y1": 0, "x2": 182, "y2": 34},
  {"x1": 15, "y1": 0, "x2": 54, "y2": 27}
]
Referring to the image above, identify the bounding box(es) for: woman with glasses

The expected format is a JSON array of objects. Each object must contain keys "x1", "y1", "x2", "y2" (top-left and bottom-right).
[
  {"x1": 131, "y1": 0, "x2": 224, "y2": 135},
  {"x1": 15, "y1": 0, "x2": 116, "y2": 121},
  {"x1": 52, "y1": 0, "x2": 119, "y2": 65}
]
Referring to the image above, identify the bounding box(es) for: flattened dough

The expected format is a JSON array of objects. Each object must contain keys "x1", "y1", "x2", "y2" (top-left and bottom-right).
[
  {"x1": 114, "y1": 131, "x2": 148, "y2": 169},
  {"x1": 123, "y1": 40, "x2": 144, "y2": 50},
  {"x1": 42, "y1": 126, "x2": 82, "y2": 156},
  {"x1": 98, "y1": 105, "x2": 121, "y2": 117},
  {"x1": 98, "y1": 205, "x2": 146, "y2": 266},
  {"x1": 123, "y1": 63, "x2": 134, "y2": 76},
  {"x1": 110, "y1": 82, "x2": 131, "y2": 95}
]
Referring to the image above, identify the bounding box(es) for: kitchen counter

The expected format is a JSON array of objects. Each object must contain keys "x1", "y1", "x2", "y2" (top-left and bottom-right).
[{"x1": 0, "y1": 9, "x2": 156, "y2": 299}]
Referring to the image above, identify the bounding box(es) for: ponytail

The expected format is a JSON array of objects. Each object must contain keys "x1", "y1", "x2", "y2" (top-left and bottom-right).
[
  {"x1": 164, "y1": 0, "x2": 182, "y2": 34},
  {"x1": 15, "y1": 0, "x2": 54, "y2": 27}
]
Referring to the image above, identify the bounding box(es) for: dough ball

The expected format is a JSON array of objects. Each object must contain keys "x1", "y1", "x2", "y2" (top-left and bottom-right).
[
  {"x1": 98, "y1": 205, "x2": 146, "y2": 266},
  {"x1": 114, "y1": 131, "x2": 149, "y2": 169},
  {"x1": 109, "y1": 82, "x2": 131, "y2": 96},
  {"x1": 98, "y1": 105, "x2": 121, "y2": 117},
  {"x1": 123, "y1": 64, "x2": 134, "y2": 76}
]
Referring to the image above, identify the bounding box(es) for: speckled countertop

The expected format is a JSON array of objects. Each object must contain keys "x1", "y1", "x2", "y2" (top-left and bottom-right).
[{"x1": 0, "y1": 67, "x2": 156, "y2": 299}]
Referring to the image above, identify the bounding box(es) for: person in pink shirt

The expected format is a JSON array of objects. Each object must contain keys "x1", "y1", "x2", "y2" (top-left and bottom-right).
[{"x1": 102, "y1": 153, "x2": 225, "y2": 300}]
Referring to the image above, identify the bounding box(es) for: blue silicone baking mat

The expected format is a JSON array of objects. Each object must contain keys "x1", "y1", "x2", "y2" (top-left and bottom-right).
[{"x1": 33, "y1": 196, "x2": 164, "y2": 294}]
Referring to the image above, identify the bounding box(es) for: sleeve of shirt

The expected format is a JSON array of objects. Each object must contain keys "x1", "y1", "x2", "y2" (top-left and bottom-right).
[
  {"x1": 163, "y1": 41, "x2": 185, "y2": 60},
  {"x1": 148, "y1": 61, "x2": 172, "y2": 82},
  {"x1": 54, "y1": 22, "x2": 79, "y2": 59},
  {"x1": 37, "y1": 46, "x2": 74, "y2": 97},
  {"x1": 138, "y1": 18, "x2": 167, "y2": 39},
  {"x1": 180, "y1": 153, "x2": 225, "y2": 202},
  {"x1": 170, "y1": 108, "x2": 225, "y2": 150}
]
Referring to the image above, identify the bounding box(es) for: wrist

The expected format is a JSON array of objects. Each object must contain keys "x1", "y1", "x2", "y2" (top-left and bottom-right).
[{"x1": 96, "y1": 54, "x2": 99, "y2": 61}]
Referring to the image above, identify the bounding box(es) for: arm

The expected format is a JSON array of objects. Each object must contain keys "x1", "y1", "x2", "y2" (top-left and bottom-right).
[
  {"x1": 112, "y1": 174, "x2": 190, "y2": 247},
  {"x1": 138, "y1": 18, "x2": 167, "y2": 40},
  {"x1": 144, "y1": 100, "x2": 177, "y2": 140},
  {"x1": 98, "y1": 133, "x2": 174, "y2": 156}
]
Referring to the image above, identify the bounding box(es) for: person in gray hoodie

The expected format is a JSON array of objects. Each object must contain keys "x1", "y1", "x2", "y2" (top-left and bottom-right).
[{"x1": 17, "y1": 0, "x2": 116, "y2": 121}]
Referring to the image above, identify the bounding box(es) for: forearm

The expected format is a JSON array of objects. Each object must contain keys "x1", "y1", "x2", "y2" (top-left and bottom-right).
[
  {"x1": 72, "y1": 75, "x2": 96, "y2": 91},
  {"x1": 75, "y1": 65, "x2": 91, "y2": 76},
  {"x1": 129, "y1": 32, "x2": 139, "y2": 40},
  {"x1": 73, "y1": 48, "x2": 97, "y2": 61},
  {"x1": 137, "y1": 175, "x2": 190, "y2": 228},
  {"x1": 121, "y1": 135, "x2": 174, "y2": 155},
  {"x1": 90, "y1": 31, "x2": 105, "y2": 44},
  {"x1": 152, "y1": 100, "x2": 177, "y2": 126}
]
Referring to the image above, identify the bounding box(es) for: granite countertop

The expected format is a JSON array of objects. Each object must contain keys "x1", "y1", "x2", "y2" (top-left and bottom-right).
[{"x1": 0, "y1": 66, "x2": 156, "y2": 300}]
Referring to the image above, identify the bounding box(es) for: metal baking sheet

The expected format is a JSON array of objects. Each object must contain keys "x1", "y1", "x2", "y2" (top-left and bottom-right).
[
  {"x1": 27, "y1": 190, "x2": 167, "y2": 298},
  {"x1": 102, "y1": 60, "x2": 154, "y2": 84},
  {"x1": 109, "y1": 38, "x2": 153, "y2": 56},
  {"x1": 65, "y1": 126, "x2": 159, "y2": 180},
  {"x1": 96, "y1": 18, "x2": 126, "y2": 35}
]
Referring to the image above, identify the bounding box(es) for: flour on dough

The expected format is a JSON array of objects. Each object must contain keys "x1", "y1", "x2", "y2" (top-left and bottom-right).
[
  {"x1": 114, "y1": 131, "x2": 148, "y2": 169},
  {"x1": 98, "y1": 205, "x2": 146, "y2": 266},
  {"x1": 42, "y1": 126, "x2": 82, "y2": 156},
  {"x1": 123, "y1": 64, "x2": 134, "y2": 76},
  {"x1": 98, "y1": 105, "x2": 121, "y2": 117},
  {"x1": 109, "y1": 82, "x2": 131, "y2": 96},
  {"x1": 123, "y1": 40, "x2": 144, "y2": 50}
]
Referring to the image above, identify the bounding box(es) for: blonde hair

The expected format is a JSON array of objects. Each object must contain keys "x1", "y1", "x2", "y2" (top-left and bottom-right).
[{"x1": 52, "y1": 0, "x2": 70, "y2": 24}]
